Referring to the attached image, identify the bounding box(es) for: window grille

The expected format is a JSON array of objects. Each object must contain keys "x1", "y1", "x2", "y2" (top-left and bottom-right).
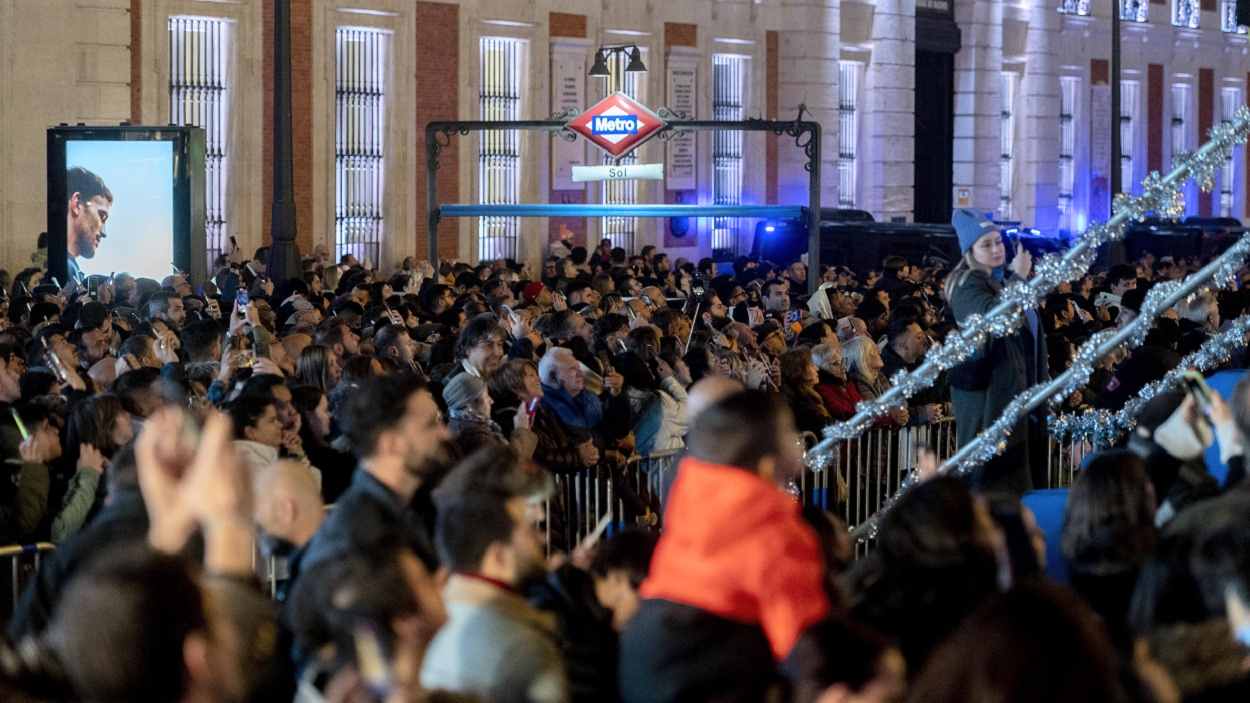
[
  {"x1": 1058, "y1": 0, "x2": 1091, "y2": 15},
  {"x1": 838, "y1": 61, "x2": 861, "y2": 209},
  {"x1": 1171, "y1": 83, "x2": 1190, "y2": 167},
  {"x1": 169, "y1": 16, "x2": 230, "y2": 266},
  {"x1": 999, "y1": 72, "x2": 1017, "y2": 219},
  {"x1": 479, "y1": 37, "x2": 524, "y2": 261},
  {"x1": 1221, "y1": 87, "x2": 1241, "y2": 217},
  {"x1": 1222, "y1": 0, "x2": 1249, "y2": 32},
  {"x1": 335, "y1": 27, "x2": 387, "y2": 267},
  {"x1": 1120, "y1": 80, "x2": 1139, "y2": 194},
  {"x1": 712, "y1": 54, "x2": 748, "y2": 255},
  {"x1": 1058, "y1": 77, "x2": 1079, "y2": 224},
  {"x1": 1173, "y1": 0, "x2": 1200, "y2": 28},
  {"x1": 1120, "y1": 0, "x2": 1148, "y2": 22}
]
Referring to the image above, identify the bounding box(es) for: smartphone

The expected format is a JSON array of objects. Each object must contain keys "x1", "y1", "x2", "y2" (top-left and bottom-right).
[
  {"x1": 235, "y1": 288, "x2": 249, "y2": 309},
  {"x1": 10, "y1": 408, "x2": 29, "y2": 442},
  {"x1": 527, "y1": 397, "x2": 539, "y2": 417},
  {"x1": 1182, "y1": 370, "x2": 1214, "y2": 410}
]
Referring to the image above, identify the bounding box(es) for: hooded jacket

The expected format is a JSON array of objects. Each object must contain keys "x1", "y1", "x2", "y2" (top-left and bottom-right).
[{"x1": 638, "y1": 457, "x2": 829, "y2": 659}]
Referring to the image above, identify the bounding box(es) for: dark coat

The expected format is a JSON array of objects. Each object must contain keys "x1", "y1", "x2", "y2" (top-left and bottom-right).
[
  {"x1": 947, "y1": 269, "x2": 1048, "y2": 493},
  {"x1": 299, "y1": 469, "x2": 438, "y2": 575}
]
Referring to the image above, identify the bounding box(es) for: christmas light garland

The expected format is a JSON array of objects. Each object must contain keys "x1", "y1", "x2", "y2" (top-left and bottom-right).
[
  {"x1": 1049, "y1": 313, "x2": 1250, "y2": 446},
  {"x1": 845, "y1": 235, "x2": 1250, "y2": 540},
  {"x1": 808, "y1": 107, "x2": 1250, "y2": 467}
]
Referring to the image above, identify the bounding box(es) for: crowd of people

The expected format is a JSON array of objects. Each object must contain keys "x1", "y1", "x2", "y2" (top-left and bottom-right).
[{"x1": 0, "y1": 212, "x2": 1246, "y2": 702}]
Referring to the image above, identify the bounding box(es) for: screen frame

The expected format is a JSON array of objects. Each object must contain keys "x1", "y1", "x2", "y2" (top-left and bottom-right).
[{"x1": 46, "y1": 125, "x2": 206, "y2": 287}]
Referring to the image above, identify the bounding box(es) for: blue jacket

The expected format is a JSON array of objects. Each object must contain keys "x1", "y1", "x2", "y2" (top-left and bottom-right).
[{"x1": 540, "y1": 383, "x2": 603, "y2": 431}]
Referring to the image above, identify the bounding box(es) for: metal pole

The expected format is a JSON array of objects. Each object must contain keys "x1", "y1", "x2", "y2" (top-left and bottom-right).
[
  {"x1": 427, "y1": 126, "x2": 440, "y2": 265},
  {"x1": 1109, "y1": 2, "x2": 1126, "y2": 264},
  {"x1": 267, "y1": 0, "x2": 301, "y2": 280},
  {"x1": 807, "y1": 124, "x2": 822, "y2": 296}
]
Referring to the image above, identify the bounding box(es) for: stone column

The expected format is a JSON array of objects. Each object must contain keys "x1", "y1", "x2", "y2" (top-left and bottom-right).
[
  {"x1": 863, "y1": 0, "x2": 915, "y2": 221},
  {"x1": 1017, "y1": 0, "x2": 1060, "y2": 231},
  {"x1": 777, "y1": 0, "x2": 840, "y2": 209},
  {"x1": 952, "y1": 0, "x2": 1003, "y2": 216}
]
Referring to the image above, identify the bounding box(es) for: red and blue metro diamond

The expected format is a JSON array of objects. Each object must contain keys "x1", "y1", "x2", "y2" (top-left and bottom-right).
[{"x1": 567, "y1": 92, "x2": 666, "y2": 159}]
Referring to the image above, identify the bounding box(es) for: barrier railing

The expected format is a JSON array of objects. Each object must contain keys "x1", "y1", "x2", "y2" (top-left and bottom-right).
[{"x1": 0, "y1": 543, "x2": 55, "y2": 617}]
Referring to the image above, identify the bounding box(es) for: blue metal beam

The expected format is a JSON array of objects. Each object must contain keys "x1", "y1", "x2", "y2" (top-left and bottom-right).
[{"x1": 437, "y1": 203, "x2": 806, "y2": 219}]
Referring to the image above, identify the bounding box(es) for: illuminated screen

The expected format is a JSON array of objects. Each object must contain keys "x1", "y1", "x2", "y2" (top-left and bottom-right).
[{"x1": 64, "y1": 140, "x2": 175, "y2": 282}]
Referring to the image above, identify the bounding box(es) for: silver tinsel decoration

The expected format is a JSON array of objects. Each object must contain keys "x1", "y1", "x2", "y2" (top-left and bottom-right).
[
  {"x1": 1050, "y1": 313, "x2": 1250, "y2": 446},
  {"x1": 819, "y1": 105, "x2": 1250, "y2": 480}
]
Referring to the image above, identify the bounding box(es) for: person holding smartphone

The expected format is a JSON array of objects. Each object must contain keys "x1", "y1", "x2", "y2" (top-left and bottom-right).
[{"x1": 944, "y1": 209, "x2": 1048, "y2": 494}]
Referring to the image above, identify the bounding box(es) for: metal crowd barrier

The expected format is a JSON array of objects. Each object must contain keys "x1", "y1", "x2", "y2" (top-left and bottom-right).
[
  {"x1": 799, "y1": 419, "x2": 958, "y2": 531},
  {"x1": 539, "y1": 449, "x2": 682, "y2": 554},
  {"x1": 1046, "y1": 436, "x2": 1093, "y2": 489},
  {"x1": 0, "y1": 542, "x2": 55, "y2": 616}
]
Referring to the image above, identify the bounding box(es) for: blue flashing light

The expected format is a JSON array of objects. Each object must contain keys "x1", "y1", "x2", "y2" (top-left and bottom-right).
[{"x1": 764, "y1": 224, "x2": 777, "y2": 233}]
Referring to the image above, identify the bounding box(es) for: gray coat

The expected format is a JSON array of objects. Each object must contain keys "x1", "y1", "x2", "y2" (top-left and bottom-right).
[
  {"x1": 421, "y1": 574, "x2": 569, "y2": 703},
  {"x1": 947, "y1": 268, "x2": 1048, "y2": 492}
]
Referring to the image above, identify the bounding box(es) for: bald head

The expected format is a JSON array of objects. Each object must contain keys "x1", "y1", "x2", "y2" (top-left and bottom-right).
[
  {"x1": 253, "y1": 461, "x2": 324, "y2": 548},
  {"x1": 685, "y1": 376, "x2": 745, "y2": 425}
]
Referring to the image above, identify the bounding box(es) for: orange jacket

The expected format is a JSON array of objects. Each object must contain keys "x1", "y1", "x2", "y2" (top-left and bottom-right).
[{"x1": 640, "y1": 457, "x2": 830, "y2": 660}]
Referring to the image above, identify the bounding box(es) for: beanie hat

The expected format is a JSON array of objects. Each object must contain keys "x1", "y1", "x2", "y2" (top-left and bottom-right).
[
  {"x1": 523, "y1": 282, "x2": 545, "y2": 303},
  {"x1": 952, "y1": 208, "x2": 998, "y2": 254},
  {"x1": 442, "y1": 373, "x2": 487, "y2": 413}
]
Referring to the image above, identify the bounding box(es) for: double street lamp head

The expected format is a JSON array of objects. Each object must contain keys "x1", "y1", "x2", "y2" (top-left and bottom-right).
[{"x1": 589, "y1": 45, "x2": 647, "y2": 79}]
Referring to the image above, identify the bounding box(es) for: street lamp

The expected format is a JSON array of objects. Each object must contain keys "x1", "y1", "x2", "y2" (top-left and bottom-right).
[{"x1": 588, "y1": 45, "x2": 648, "y2": 81}]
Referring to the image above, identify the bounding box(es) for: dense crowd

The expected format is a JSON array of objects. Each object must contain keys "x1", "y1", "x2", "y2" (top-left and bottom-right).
[{"x1": 0, "y1": 218, "x2": 1247, "y2": 702}]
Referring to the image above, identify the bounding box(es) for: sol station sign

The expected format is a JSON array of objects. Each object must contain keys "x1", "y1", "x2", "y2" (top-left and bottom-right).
[{"x1": 566, "y1": 92, "x2": 667, "y2": 159}]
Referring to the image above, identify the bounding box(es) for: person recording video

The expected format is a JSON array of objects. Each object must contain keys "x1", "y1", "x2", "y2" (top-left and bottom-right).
[{"x1": 65, "y1": 166, "x2": 113, "y2": 282}]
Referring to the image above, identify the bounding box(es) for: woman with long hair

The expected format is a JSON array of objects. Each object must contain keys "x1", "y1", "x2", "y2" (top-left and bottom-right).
[
  {"x1": 290, "y1": 384, "x2": 354, "y2": 503},
  {"x1": 944, "y1": 208, "x2": 1047, "y2": 493},
  {"x1": 296, "y1": 344, "x2": 339, "y2": 393},
  {"x1": 1061, "y1": 449, "x2": 1157, "y2": 651},
  {"x1": 844, "y1": 337, "x2": 908, "y2": 427},
  {"x1": 779, "y1": 348, "x2": 831, "y2": 435}
]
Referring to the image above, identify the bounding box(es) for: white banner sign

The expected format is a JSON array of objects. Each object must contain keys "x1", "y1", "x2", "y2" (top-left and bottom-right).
[
  {"x1": 571, "y1": 163, "x2": 664, "y2": 182},
  {"x1": 666, "y1": 59, "x2": 697, "y2": 191},
  {"x1": 551, "y1": 48, "x2": 586, "y2": 191}
]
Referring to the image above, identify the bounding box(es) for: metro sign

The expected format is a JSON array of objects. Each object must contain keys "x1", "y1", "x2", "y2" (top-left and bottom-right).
[{"x1": 567, "y1": 92, "x2": 666, "y2": 159}]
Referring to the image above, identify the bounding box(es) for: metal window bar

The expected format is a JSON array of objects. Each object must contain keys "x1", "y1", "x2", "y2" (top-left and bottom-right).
[
  {"x1": 1058, "y1": 77, "x2": 1079, "y2": 224},
  {"x1": 601, "y1": 50, "x2": 645, "y2": 254},
  {"x1": 838, "y1": 61, "x2": 859, "y2": 209},
  {"x1": 335, "y1": 27, "x2": 387, "y2": 267},
  {"x1": 999, "y1": 72, "x2": 1016, "y2": 219},
  {"x1": 1174, "y1": 0, "x2": 1201, "y2": 27},
  {"x1": 712, "y1": 54, "x2": 747, "y2": 255},
  {"x1": 1120, "y1": 81, "x2": 1139, "y2": 195},
  {"x1": 0, "y1": 543, "x2": 55, "y2": 616},
  {"x1": 1121, "y1": 0, "x2": 1149, "y2": 22},
  {"x1": 169, "y1": 16, "x2": 230, "y2": 267},
  {"x1": 1058, "y1": 0, "x2": 1091, "y2": 15},
  {"x1": 1221, "y1": 87, "x2": 1241, "y2": 217},
  {"x1": 1223, "y1": 0, "x2": 1249, "y2": 32},
  {"x1": 479, "y1": 37, "x2": 523, "y2": 261},
  {"x1": 1172, "y1": 83, "x2": 1190, "y2": 168}
]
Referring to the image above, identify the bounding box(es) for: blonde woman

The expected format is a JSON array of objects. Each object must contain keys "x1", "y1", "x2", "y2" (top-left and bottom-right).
[
  {"x1": 944, "y1": 209, "x2": 1048, "y2": 493},
  {"x1": 843, "y1": 337, "x2": 909, "y2": 427}
]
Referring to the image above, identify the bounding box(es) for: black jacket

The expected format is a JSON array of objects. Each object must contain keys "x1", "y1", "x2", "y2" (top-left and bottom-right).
[
  {"x1": 299, "y1": 469, "x2": 438, "y2": 576},
  {"x1": 619, "y1": 599, "x2": 781, "y2": 703}
]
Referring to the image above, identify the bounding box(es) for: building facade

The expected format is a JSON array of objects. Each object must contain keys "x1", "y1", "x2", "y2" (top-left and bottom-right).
[{"x1": 0, "y1": 0, "x2": 1247, "y2": 275}]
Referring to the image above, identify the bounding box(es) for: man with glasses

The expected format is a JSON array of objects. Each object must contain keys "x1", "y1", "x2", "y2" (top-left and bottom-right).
[{"x1": 64, "y1": 167, "x2": 113, "y2": 283}]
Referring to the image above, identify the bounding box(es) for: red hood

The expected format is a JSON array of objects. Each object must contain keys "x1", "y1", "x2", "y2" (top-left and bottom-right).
[{"x1": 640, "y1": 457, "x2": 829, "y2": 659}]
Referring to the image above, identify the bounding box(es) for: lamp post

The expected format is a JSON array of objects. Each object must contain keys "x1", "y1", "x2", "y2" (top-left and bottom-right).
[
  {"x1": 267, "y1": 0, "x2": 301, "y2": 281},
  {"x1": 588, "y1": 45, "x2": 647, "y2": 95}
]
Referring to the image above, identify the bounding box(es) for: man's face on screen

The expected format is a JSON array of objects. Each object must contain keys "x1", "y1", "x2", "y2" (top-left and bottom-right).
[{"x1": 71, "y1": 194, "x2": 110, "y2": 259}]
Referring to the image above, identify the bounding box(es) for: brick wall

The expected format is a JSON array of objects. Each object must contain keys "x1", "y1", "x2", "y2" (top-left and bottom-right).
[
  {"x1": 415, "y1": 1, "x2": 460, "y2": 259},
  {"x1": 1199, "y1": 67, "x2": 1214, "y2": 216}
]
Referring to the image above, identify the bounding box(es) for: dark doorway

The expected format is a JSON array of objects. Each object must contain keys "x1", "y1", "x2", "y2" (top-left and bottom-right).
[{"x1": 914, "y1": 50, "x2": 955, "y2": 224}]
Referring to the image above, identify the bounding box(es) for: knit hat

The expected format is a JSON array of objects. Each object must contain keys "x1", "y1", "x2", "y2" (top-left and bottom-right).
[
  {"x1": 442, "y1": 372, "x2": 487, "y2": 412},
  {"x1": 952, "y1": 208, "x2": 998, "y2": 254}
]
